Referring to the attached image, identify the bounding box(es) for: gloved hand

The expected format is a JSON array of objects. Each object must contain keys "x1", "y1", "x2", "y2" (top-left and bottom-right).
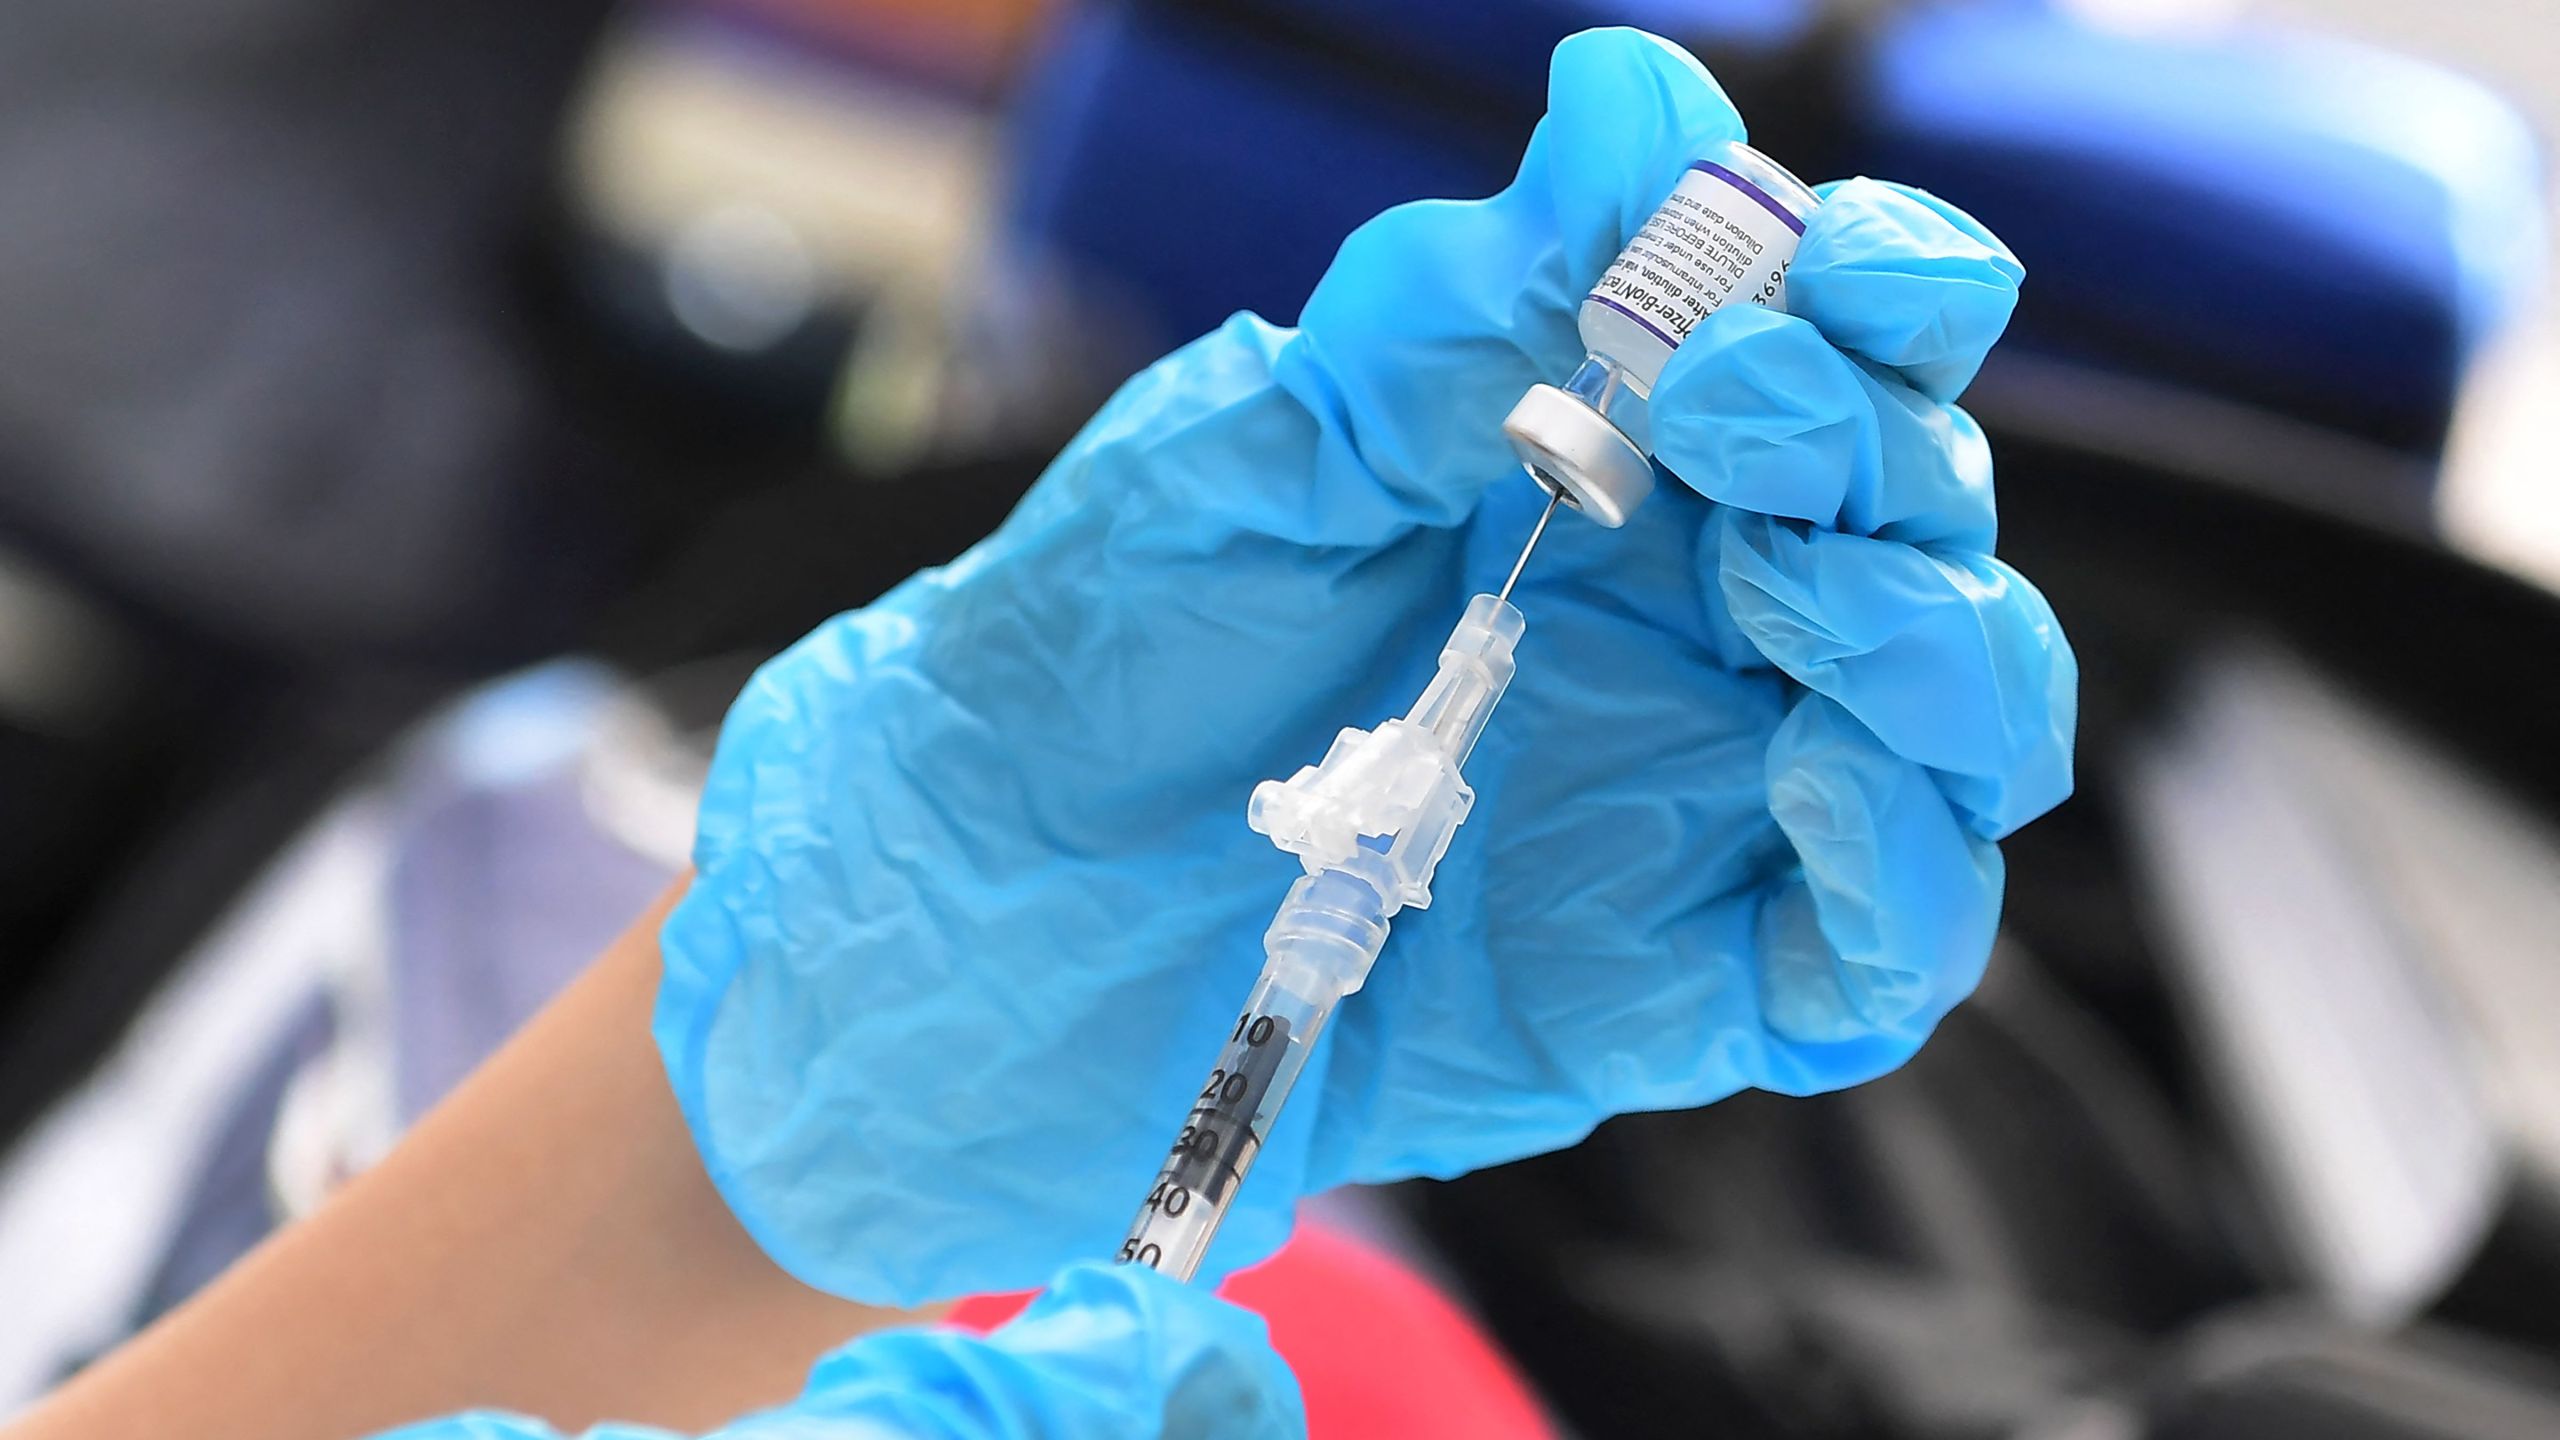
[
  {"x1": 375, "y1": 1264, "x2": 1301, "y2": 1440},
  {"x1": 660, "y1": 26, "x2": 2076, "y2": 1305}
]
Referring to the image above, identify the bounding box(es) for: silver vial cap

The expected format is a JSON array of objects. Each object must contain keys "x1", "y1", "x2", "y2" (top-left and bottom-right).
[{"x1": 1500, "y1": 383, "x2": 1653, "y2": 528}]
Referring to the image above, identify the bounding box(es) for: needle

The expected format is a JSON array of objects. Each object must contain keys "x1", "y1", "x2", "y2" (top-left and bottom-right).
[{"x1": 1496, "y1": 489, "x2": 1563, "y2": 605}]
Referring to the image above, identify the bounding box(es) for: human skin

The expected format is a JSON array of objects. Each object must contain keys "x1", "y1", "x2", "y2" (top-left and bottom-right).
[{"x1": 4, "y1": 881, "x2": 929, "y2": 1440}]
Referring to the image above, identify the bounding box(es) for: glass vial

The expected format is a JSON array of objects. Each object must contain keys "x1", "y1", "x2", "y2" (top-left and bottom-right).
[{"x1": 1502, "y1": 141, "x2": 1821, "y2": 527}]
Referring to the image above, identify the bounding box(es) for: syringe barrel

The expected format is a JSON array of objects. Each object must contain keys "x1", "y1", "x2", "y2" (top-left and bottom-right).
[
  {"x1": 1262, "y1": 869, "x2": 1392, "y2": 992},
  {"x1": 1117, "y1": 872, "x2": 1388, "y2": 1282},
  {"x1": 1117, "y1": 952, "x2": 1340, "y2": 1282}
]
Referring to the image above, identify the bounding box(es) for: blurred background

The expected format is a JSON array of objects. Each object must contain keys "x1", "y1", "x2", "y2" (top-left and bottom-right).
[{"x1": 2, "y1": 0, "x2": 2558, "y2": 1436}]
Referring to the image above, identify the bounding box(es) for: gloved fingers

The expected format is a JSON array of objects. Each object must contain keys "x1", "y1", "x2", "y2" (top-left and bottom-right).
[
  {"x1": 1536, "y1": 27, "x2": 1751, "y2": 273},
  {"x1": 757, "y1": 1263, "x2": 1303, "y2": 1440},
  {"x1": 1753, "y1": 694, "x2": 2004, "y2": 1078},
  {"x1": 1649, "y1": 304, "x2": 1997, "y2": 549},
  {"x1": 1275, "y1": 27, "x2": 1743, "y2": 529},
  {"x1": 1787, "y1": 177, "x2": 2024, "y2": 403},
  {"x1": 1715, "y1": 511, "x2": 2077, "y2": 839}
]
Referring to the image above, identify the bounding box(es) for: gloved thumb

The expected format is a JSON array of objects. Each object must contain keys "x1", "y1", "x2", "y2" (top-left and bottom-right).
[{"x1": 1265, "y1": 26, "x2": 1747, "y2": 537}]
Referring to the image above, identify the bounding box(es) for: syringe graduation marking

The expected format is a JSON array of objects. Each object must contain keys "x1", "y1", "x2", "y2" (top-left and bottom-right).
[
  {"x1": 1153, "y1": 1011, "x2": 1289, "y2": 1205},
  {"x1": 1118, "y1": 1009, "x2": 1294, "y2": 1271}
]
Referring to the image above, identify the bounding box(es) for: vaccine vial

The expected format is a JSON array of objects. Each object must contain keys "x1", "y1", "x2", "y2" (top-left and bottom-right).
[{"x1": 1503, "y1": 141, "x2": 1821, "y2": 526}]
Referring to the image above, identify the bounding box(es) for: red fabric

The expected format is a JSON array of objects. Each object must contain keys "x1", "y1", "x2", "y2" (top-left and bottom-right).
[{"x1": 947, "y1": 1224, "x2": 1554, "y2": 1440}]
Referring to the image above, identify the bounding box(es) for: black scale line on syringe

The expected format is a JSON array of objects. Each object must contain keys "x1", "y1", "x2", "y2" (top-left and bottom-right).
[{"x1": 1121, "y1": 1012, "x2": 1291, "y2": 1267}]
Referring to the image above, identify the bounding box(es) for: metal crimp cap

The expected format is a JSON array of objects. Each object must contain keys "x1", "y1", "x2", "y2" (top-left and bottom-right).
[{"x1": 1500, "y1": 383, "x2": 1654, "y2": 529}]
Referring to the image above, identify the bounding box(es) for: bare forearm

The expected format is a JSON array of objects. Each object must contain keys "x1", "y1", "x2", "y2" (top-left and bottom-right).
[{"x1": 10, "y1": 882, "x2": 921, "y2": 1440}]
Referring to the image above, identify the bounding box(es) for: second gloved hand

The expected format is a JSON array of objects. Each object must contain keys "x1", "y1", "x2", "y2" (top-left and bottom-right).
[
  {"x1": 659, "y1": 26, "x2": 2077, "y2": 1304},
  {"x1": 376, "y1": 1264, "x2": 1300, "y2": 1440}
]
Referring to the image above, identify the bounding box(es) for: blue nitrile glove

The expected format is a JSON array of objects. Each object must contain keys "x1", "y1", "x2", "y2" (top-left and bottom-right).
[
  {"x1": 659, "y1": 25, "x2": 2076, "y2": 1305},
  {"x1": 373, "y1": 1264, "x2": 1301, "y2": 1440}
]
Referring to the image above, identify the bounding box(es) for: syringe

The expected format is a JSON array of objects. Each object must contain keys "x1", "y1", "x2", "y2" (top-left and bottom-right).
[
  {"x1": 1117, "y1": 498, "x2": 1557, "y2": 1281},
  {"x1": 1117, "y1": 133, "x2": 1823, "y2": 1279}
]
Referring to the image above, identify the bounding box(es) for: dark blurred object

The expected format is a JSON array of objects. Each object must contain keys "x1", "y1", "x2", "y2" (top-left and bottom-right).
[
  {"x1": 0, "y1": 0, "x2": 1055, "y2": 1131},
  {"x1": 2112, "y1": 1316, "x2": 2560, "y2": 1440},
  {"x1": 0, "y1": 0, "x2": 633, "y2": 1147},
  {"x1": 1408, "y1": 947, "x2": 2249, "y2": 1440},
  {"x1": 1993, "y1": 427, "x2": 2560, "y2": 1358},
  {"x1": 0, "y1": 0, "x2": 623, "y2": 662},
  {"x1": 0, "y1": 563, "x2": 151, "y2": 999}
]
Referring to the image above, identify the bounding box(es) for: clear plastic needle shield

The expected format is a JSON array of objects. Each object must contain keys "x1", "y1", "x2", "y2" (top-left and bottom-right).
[{"x1": 1118, "y1": 594, "x2": 1527, "y2": 1280}]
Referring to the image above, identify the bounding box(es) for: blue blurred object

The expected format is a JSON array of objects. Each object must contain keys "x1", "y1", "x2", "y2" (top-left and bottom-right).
[
  {"x1": 1002, "y1": 0, "x2": 1826, "y2": 346},
  {"x1": 1003, "y1": 4, "x2": 1511, "y2": 349},
  {"x1": 372, "y1": 1263, "x2": 1302, "y2": 1440},
  {"x1": 1001, "y1": 0, "x2": 2545, "y2": 464},
  {"x1": 1861, "y1": 1, "x2": 2546, "y2": 450},
  {"x1": 659, "y1": 27, "x2": 2071, "y2": 1307}
]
